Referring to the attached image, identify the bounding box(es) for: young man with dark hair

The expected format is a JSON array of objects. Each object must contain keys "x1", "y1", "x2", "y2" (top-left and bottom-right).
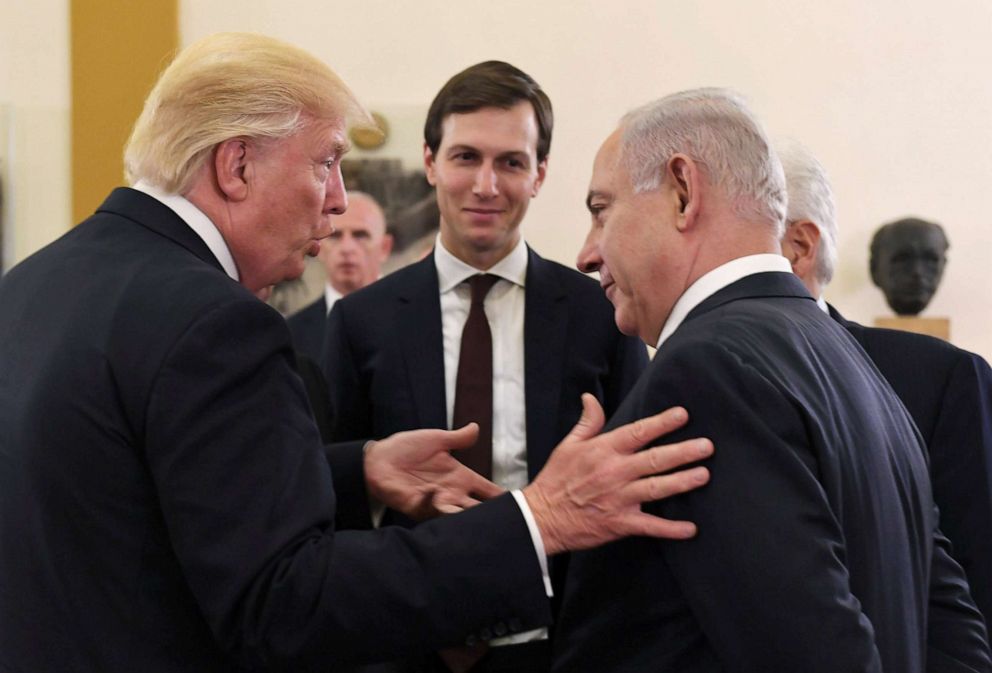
[{"x1": 323, "y1": 61, "x2": 648, "y2": 673}]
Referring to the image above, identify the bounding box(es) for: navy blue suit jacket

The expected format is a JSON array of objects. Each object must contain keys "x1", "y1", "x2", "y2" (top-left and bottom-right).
[
  {"x1": 552, "y1": 272, "x2": 990, "y2": 673},
  {"x1": 0, "y1": 189, "x2": 552, "y2": 672},
  {"x1": 322, "y1": 249, "x2": 647, "y2": 482},
  {"x1": 832, "y1": 305, "x2": 992, "y2": 626},
  {"x1": 287, "y1": 295, "x2": 328, "y2": 363}
]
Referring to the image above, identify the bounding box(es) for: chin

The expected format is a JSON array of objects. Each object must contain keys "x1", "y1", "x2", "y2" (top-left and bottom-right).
[{"x1": 613, "y1": 308, "x2": 640, "y2": 338}]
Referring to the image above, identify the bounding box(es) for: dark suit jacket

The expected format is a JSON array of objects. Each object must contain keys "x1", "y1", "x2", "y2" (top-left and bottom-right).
[
  {"x1": 322, "y1": 249, "x2": 647, "y2": 482},
  {"x1": 0, "y1": 188, "x2": 551, "y2": 672},
  {"x1": 831, "y1": 304, "x2": 992, "y2": 626},
  {"x1": 288, "y1": 295, "x2": 328, "y2": 363},
  {"x1": 322, "y1": 249, "x2": 646, "y2": 671},
  {"x1": 552, "y1": 272, "x2": 990, "y2": 673}
]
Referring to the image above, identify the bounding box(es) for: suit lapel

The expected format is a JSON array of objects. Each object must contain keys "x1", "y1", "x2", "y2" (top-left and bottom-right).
[
  {"x1": 396, "y1": 255, "x2": 448, "y2": 429},
  {"x1": 523, "y1": 248, "x2": 568, "y2": 479},
  {"x1": 97, "y1": 188, "x2": 225, "y2": 274}
]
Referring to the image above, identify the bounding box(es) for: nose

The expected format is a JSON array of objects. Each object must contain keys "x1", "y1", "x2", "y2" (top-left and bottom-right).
[
  {"x1": 324, "y1": 164, "x2": 348, "y2": 215},
  {"x1": 576, "y1": 227, "x2": 603, "y2": 274},
  {"x1": 472, "y1": 162, "x2": 499, "y2": 198}
]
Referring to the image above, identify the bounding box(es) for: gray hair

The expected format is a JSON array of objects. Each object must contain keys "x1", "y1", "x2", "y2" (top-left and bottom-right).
[
  {"x1": 619, "y1": 88, "x2": 787, "y2": 233},
  {"x1": 778, "y1": 139, "x2": 838, "y2": 286}
]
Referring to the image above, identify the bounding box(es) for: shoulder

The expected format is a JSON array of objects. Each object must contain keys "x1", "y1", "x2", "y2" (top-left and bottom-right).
[
  {"x1": 526, "y1": 249, "x2": 614, "y2": 315},
  {"x1": 287, "y1": 297, "x2": 325, "y2": 324},
  {"x1": 851, "y1": 321, "x2": 968, "y2": 371},
  {"x1": 528, "y1": 250, "x2": 601, "y2": 292},
  {"x1": 338, "y1": 257, "x2": 433, "y2": 309}
]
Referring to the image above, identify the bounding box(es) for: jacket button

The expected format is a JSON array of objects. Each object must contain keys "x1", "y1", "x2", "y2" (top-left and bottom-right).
[
  {"x1": 465, "y1": 635, "x2": 479, "y2": 647},
  {"x1": 493, "y1": 622, "x2": 508, "y2": 637}
]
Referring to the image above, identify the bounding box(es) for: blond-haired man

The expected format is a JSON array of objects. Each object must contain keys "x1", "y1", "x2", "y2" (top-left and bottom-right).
[{"x1": 0, "y1": 33, "x2": 711, "y2": 672}]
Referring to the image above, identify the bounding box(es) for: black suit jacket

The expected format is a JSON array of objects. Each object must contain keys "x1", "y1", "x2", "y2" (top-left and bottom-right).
[
  {"x1": 0, "y1": 188, "x2": 551, "y2": 672},
  {"x1": 831, "y1": 304, "x2": 992, "y2": 625},
  {"x1": 322, "y1": 249, "x2": 647, "y2": 481},
  {"x1": 552, "y1": 272, "x2": 990, "y2": 673},
  {"x1": 288, "y1": 295, "x2": 328, "y2": 363}
]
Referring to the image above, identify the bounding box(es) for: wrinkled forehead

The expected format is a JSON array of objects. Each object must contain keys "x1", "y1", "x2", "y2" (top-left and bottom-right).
[{"x1": 335, "y1": 199, "x2": 387, "y2": 236}]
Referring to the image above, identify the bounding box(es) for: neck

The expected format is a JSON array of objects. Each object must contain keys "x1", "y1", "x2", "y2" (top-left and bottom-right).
[{"x1": 440, "y1": 229, "x2": 519, "y2": 271}]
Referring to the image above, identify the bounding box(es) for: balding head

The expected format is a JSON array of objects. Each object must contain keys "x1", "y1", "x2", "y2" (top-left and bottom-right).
[{"x1": 318, "y1": 192, "x2": 392, "y2": 294}]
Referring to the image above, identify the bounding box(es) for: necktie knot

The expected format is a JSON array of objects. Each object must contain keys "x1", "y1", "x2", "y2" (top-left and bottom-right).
[{"x1": 468, "y1": 274, "x2": 499, "y2": 305}]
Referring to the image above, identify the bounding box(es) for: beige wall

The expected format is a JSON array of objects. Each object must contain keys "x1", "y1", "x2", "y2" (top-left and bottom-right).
[
  {"x1": 4, "y1": 1, "x2": 991, "y2": 358},
  {"x1": 181, "y1": 0, "x2": 992, "y2": 359},
  {"x1": 0, "y1": 0, "x2": 70, "y2": 270}
]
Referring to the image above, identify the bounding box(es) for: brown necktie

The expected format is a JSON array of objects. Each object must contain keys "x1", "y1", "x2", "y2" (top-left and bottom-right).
[
  {"x1": 442, "y1": 274, "x2": 500, "y2": 673},
  {"x1": 451, "y1": 273, "x2": 500, "y2": 480}
]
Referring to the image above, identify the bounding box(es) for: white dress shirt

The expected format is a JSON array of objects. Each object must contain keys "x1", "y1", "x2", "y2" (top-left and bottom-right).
[
  {"x1": 323, "y1": 284, "x2": 344, "y2": 315},
  {"x1": 656, "y1": 254, "x2": 793, "y2": 350},
  {"x1": 435, "y1": 235, "x2": 529, "y2": 491},
  {"x1": 435, "y1": 235, "x2": 551, "y2": 642}
]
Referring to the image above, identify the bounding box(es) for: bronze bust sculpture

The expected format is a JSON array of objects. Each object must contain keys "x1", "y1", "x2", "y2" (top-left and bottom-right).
[{"x1": 870, "y1": 217, "x2": 949, "y2": 316}]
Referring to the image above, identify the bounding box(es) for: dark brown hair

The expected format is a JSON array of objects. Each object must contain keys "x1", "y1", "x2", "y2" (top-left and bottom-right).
[{"x1": 424, "y1": 61, "x2": 553, "y2": 162}]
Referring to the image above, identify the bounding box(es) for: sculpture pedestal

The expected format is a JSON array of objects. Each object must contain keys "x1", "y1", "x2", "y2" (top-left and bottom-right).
[{"x1": 874, "y1": 316, "x2": 950, "y2": 341}]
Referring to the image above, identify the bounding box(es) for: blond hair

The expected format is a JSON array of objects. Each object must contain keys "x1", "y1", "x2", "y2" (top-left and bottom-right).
[{"x1": 124, "y1": 32, "x2": 367, "y2": 193}]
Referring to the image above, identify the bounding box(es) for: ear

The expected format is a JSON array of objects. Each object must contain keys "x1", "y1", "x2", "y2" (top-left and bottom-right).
[
  {"x1": 665, "y1": 154, "x2": 698, "y2": 231},
  {"x1": 423, "y1": 143, "x2": 438, "y2": 186},
  {"x1": 531, "y1": 157, "x2": 549, "y2": 197},
  {"x1": 214, "y1": 138, "x2": 251, "y2": 202},
  {"x1": 379, "y1": 233, "x2": 395, "y2": 259},
  {"x1": 782, "y1": 219, "x2": 820, "y2": 280}
]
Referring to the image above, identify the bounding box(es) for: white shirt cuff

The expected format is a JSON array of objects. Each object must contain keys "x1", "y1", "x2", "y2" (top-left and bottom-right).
[{"x1": 510, "y1": 489, "x2": 553, "y2": 597}]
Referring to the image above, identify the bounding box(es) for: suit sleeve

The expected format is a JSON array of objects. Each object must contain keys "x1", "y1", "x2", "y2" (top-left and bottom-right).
[
  {"x1": 928, "y1": 352, "x2": 992, "y2": 626},
  {"x1": 642, "y1": 344, "x2": 883, "y2": 672},
  {"x1": 926, "y1": 524, "x2": 992, "y2": 672},
  {"x1": 145, "y1": 297, "x2": 550, "y2": 670}
]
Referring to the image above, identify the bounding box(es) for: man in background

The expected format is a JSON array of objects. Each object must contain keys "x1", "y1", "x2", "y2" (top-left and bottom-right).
[
  {"x1": 552, "y1": 88, "x2": 989, "y2": 672},
  {"x1": 323, "y1": 61, "x2": 648, "y2": 672},
  {"x1": 288, "y1": 191, "x2": 392, "y2": 362},
  {"x1": 779, "y1": 139, "x2": 992, "y2": 626}
]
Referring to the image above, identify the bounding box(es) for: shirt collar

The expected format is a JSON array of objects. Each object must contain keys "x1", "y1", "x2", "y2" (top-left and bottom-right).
[
  {"x1": 816, "y1": 295, "x2": 829, "y2": 314},
  {"x1": 434, "y1": 234, "x2": 528, "y2": 293},
  {"x1": 656, "y1": 253, "x2": 792, "y2": 349},
  {"x1": 131, "y1": 180, "x2": 240, "y2": 282},
  {"x1": 324, "y1": 283, "x2": 344, "y2": 314}
]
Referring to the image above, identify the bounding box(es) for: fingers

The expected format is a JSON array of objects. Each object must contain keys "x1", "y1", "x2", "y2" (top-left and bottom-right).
[
  {"x1": 600, "y1": 405, "x2": 691, "y2": 455},
  {"x1": 625, "y1": 438, "x2": 713, "y2": 480},
  {"x1": 455, "y1": 466, "x2": 504, "y2": 500},
  {"x1": 621, "y1": 465, "x2": 710, "y2": 506},
  {"x1": 434, "y1": 494, "x2": 483, "y2": 515},
  {"x1": 624, "y1": 511, "x2": 699, "y2": 540},
  {"x1": 564, "y1": 393, "x2": 606, "y2": 442}
]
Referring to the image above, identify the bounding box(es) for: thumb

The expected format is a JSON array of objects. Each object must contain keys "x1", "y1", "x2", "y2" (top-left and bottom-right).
[
  {"x1": 566, "y1": 393, "x2": 605, "y2": 442},
  {"x1": 443, "y1": 423, "x2": 481, "y2": 452}
]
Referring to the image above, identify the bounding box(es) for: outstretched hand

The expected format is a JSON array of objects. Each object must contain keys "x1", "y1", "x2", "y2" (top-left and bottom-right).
[
  {"x1": 523, "y1": 394, "x2": 712, "y2": 555},
  {"x1": 364, "y1": 424, "x2": 504, "y2": 521}
]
